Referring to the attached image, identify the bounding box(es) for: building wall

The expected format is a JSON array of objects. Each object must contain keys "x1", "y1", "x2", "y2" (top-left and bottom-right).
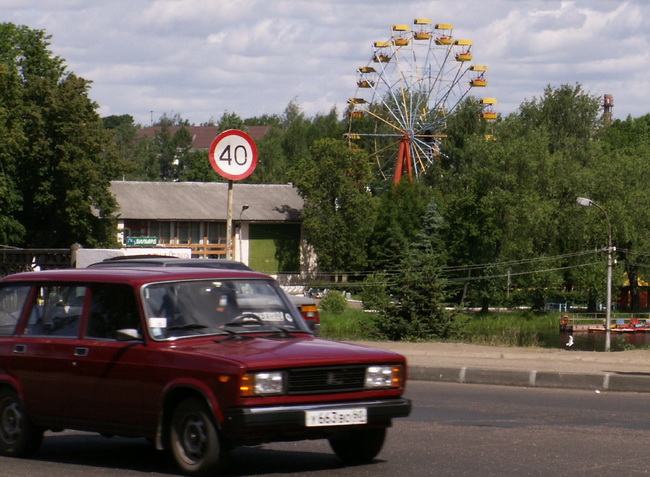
[{"x1": 115, "y1": 219, "x2": 309, "y2": 272}]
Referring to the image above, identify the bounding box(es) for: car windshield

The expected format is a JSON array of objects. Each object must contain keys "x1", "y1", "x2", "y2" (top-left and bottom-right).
[{"x1": 142, "y1": 278, "x2": 304, "y2": 340}]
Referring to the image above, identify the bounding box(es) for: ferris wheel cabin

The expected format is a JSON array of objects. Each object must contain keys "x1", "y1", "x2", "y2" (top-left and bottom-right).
[
  {"x1": 470, "y1": 65, "x2": 488, "y2": 87},
  {"x1": 357, "y1": 66, "x2": 376, "y2": 89},
  {"x1": 480, "y1": 97, "x2": 499, "y2": 120},
  {"x1": 413, "y1": 18, "x2": 432, "y2": 40},
  {"x1": 392, "y1": 24, "x2": 411, "y2": 46},
  {"x1": 454, "y1": 39, "x2": 473, "y2": 62},
  {"x1": 434, "y1": 23, "x2": 454, "y2": 45},
  {"x1": 372, "y1": 41, "x2": 391, "y2": 62}
]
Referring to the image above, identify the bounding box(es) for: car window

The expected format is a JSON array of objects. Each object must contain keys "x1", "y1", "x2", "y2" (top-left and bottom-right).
[
  {"x1": 23, "y1": 285, "x2": 86, "y2": 338},
  {"x1": 142, "y1": 278, "x2": 302, "y2": 340},
  {"x1": 86, "y1": 284, "x2": 140, "y2": 340},
  {"x1": 0, "y1": 285, "x2": 30, "y2": 336}
]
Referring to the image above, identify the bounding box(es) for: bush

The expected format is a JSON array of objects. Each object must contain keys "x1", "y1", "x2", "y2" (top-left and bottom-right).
[
  {"x1": 320, "y1": 290, "x2": 348, "y2": 314},
  {"x1": 359, "y1": 273, "x2": 390, "y2": 311}
]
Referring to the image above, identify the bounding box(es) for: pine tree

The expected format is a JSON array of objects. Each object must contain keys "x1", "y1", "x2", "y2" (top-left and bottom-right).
[{"x1": 373, "y1": 201, "x2": 459, "y2": 341}]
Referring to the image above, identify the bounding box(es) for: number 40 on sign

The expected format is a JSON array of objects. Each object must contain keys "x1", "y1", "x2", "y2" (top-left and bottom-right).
[{"x1": 208, "y1": 129, "x2": 258, "y2": 181}]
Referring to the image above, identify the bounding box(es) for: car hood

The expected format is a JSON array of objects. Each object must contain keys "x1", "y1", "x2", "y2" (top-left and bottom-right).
[{"x1": 180, "y1": 336, "x2": 406, "y2": 369}]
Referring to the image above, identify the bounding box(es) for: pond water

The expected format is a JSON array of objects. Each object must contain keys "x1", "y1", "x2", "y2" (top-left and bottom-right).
[{"x1": 544, "y1": 329, "x2": 650, "y2": 352}]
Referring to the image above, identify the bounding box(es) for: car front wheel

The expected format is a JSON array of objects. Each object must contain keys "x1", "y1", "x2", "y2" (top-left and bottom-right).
[
  {"x1": 170, "y1": 398, "x2": 226, "y2": 476},
  {"x1": 0, "y1": 388, "x2": 43, "y2": 457},
  {"x1": 328, "y1": 427, "x2": 386, "y2": 464}
]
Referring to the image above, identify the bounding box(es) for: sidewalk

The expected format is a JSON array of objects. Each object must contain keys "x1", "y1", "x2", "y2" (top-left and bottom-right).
[{"x1": 353, "y1": 341, "x2": 650, "y2": 393}]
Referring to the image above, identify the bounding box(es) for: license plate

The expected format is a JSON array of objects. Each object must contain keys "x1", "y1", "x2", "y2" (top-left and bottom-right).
[
  {"x1": 305, "y1": 408, "x2": 367, "y2": 427},
  {"x1": 256, "y1": 311, "x2": 284, "y2": 321}
]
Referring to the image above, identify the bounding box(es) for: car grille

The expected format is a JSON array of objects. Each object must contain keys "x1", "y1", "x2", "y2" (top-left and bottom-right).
[{"x1": 287, "y1": 365, "x2": 367, "y2": 395}]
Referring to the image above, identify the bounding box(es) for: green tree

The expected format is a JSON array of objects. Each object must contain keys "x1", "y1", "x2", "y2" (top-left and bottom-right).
[
  {"x1": 1, "y1": 23, "x2": 122, "y2": 247},
  {"x1": 217, "y1": 111, "x2": 247, "y2": 132},
  {"x1": 281, "y1": 100, "x2": 312, "y2": 165},
  {"x1": 518, "y1": 83, "x2": 602, "y2": 156},
  {"x1": 437, "y1": 84, "x2": 604, "y2": 310},
  {"x1": 102, "y1": 114, "x2": 146, "y2": 180},
  {"x1": 366, "y1": 180, "x2": 433, "y2": 271},
  {"x1": 0, "y1": 62, "x2": 26, "y2": 244},
  {"x1": 151, "y1": 124, "x2": 194, "y2": 181},
  {"x1": 155, "y1": 112, "x2": 189, "y2": 127},
  {"x1": 251, "y1": 126, "x2": 288, "y2": 184},
  {"x1": 178, "y1": 150, "x2": 222, "y2": 182},
  {"x1": 374, "y1": 200, "x2": 458, "y2": 341},
  {"x1": 310, "y1": 107, "x2": 345, "y2": 143},
  {"x1": 588, "y1": 116, "x2": 650, "y2": 311},
  {"x1": 292, "y1": 138, "x2": 377, "y2": 277}
]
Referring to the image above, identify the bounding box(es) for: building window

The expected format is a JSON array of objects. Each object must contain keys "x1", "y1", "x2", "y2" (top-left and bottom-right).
[
  {"x1": 149, "y1": 221, "x2": 172, "y2": 244},
  {"x1": 207, "y1": 222, "x2": 226, "y2": 244},
  {"x1": 178, "y1": 222, "x2": 201, "y2": 244},
  {"x1": 125, "y1": 220, "x2": 148, "y2": 238}
]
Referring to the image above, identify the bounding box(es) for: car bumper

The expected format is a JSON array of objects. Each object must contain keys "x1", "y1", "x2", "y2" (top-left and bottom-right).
[{"x1": 222, "y1": 397, "x2": 411, "y2": 442}]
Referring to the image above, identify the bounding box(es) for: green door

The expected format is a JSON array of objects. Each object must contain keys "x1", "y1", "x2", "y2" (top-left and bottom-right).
[{"x1": 248, "y1": 224, "x2": 300, "y2": 274}]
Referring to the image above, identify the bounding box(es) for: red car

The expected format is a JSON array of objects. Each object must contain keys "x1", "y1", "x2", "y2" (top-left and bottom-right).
[
  {"x1": 0, "y1": 268, "x2": 410, "y2": 476},
  {"x1": 86, "y1": 255, "x2": 322, "y2": 333}
]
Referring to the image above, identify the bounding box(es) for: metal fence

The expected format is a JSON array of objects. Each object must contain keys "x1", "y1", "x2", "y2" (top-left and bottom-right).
[{"x1": 0, "y1": 248, "x2": 72, "y2": 277}]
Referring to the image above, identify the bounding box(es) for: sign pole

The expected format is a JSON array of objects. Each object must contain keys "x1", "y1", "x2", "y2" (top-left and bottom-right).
[
  {"x1": 226, "y1": 180, "x2": 233, "y2": 259},
  {"x1": 208, "y1": 130, "x2": 258, "y2": 261}
]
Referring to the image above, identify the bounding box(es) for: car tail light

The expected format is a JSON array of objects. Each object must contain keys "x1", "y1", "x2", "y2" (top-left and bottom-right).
[{"x1": 300, "y1": 305, "x2": 320, "y2": 324}]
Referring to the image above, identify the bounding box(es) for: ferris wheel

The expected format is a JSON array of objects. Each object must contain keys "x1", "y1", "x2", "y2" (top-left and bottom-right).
[{"x1": 346, "y1": 18, "x2": 497, "y2": 184}]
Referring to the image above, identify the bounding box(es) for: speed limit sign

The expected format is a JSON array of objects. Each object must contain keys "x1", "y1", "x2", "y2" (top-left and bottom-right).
[{"x1": 208, "y1": 130, "x2": 258, "y2": 180}]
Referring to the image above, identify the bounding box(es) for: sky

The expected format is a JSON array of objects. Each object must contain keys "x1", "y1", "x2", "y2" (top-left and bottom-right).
[{"x1": 2, "y1": 0, "x2": 648, "y2": 126}]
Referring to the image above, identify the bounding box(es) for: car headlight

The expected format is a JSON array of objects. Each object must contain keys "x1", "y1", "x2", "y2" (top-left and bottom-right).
[
  {"x1": 240, "y1": 372, "x2": 286, "y2": 396},
  {"x1": 365, "y1": 365, "x2": 404, "y2": 389}
]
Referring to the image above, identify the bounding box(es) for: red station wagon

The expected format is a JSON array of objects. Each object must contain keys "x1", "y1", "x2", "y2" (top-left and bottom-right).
[{"x1": 0, "y1": 268, "x2": 410, "y2": 475}]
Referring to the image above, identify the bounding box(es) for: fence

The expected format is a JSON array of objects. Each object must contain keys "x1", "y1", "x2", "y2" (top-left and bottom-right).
[{"x1": 0, "y1": 248, "x2": 72, "y2": 277}]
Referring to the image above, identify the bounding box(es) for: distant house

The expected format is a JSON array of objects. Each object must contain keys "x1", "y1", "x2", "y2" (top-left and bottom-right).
[
  {"x1": 109, "y1": 181, "x2": 313, "y2": 276},
  {"x1": 136, "y1": 125, "x2": 270, "y2": 151}
]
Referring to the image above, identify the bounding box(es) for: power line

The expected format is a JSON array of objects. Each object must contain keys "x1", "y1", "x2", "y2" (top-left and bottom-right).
[
  {"x1": 308, "y1": 249, "x2": 603, "y2": 278},
  {"x1": 442, "y1": 250, "x2": 599, "y2": 272},
  {"x1": 446, "y1": 261, "x2": 602, "y2": 282}
]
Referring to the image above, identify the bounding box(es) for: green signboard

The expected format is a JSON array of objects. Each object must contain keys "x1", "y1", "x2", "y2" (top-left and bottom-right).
[{"x1": 125, "y1": 237, "x2": 158, "y2": 247}]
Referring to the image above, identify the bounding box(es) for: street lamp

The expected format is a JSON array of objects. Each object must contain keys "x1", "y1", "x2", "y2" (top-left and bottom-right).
[
  {"x1": 576, "y1": 197, "x2": 614, "y2": 351},
  {"x1": 239, "y1": 204, "x2": 249, "y2": 221},
  {"x1": 236, "y1": 204, "x2": 249, "y2": 262}
]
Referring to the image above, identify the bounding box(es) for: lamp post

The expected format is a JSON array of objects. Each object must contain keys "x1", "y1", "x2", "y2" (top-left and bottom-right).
[
  {"x1": 576, "y1": 197, "x2": 614, "y2": 351},
  {"x1": 236, "y1": 204, "x2": 249, "y2": 262}
]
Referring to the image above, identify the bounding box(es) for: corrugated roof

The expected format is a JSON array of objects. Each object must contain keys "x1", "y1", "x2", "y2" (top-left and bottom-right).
[{"x1": 110, "y1": 181, "x2": 303, "y2": 222}]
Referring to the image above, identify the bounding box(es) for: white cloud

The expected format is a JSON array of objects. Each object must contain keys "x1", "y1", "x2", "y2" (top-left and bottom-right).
[{"x1": 3, "y1": 0, "x2": 650, "y2": 124}]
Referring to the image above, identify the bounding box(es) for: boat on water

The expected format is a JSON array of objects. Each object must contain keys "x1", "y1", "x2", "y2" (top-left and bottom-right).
[{"x1": 560, "y1": 314, "x2": 650, "y2": 333}]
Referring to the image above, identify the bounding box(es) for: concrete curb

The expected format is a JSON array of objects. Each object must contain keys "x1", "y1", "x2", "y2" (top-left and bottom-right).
[{"x1": 410, "y1": 365, "x2": 650, "y2": 393}]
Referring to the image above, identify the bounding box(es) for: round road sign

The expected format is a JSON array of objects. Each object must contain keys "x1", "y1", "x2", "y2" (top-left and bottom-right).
[{"x1": 208, "y1": 129, "x2": 258, "y2": 180}]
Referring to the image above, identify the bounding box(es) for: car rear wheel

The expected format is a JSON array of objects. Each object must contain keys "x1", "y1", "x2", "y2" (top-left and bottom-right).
[
  {"x1": 170, "y1": 398, "x2": 226, "y2": 476},
  {"x1": 328, "y1": 427, "x2": 386, "y2": 464},
  {"x1": 0, "y1": 389, "x2": 43, "y2": 457}
]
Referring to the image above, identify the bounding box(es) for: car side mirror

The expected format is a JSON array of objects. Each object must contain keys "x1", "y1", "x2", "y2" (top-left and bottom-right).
[{"x1": 115, "y1": 328, "x2": 143, "y2": 341}]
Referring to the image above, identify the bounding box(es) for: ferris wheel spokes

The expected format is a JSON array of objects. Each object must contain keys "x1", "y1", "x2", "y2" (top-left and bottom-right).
[{"x1": 347, "y1": 17, "x2": 498, "y2": 184}]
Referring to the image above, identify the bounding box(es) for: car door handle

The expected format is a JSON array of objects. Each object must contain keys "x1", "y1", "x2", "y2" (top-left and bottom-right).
[
  {"x1": 13, "y1": 344, "x2": 26, "y2": 354},
  {"x1": 74, "y1": 347, "x2": 89, "y2": 357}
]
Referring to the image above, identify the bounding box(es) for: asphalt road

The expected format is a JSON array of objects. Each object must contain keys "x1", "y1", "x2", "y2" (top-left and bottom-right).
[{"x1": 2, "y1": 382, "x2": 650, "y2": 476}]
